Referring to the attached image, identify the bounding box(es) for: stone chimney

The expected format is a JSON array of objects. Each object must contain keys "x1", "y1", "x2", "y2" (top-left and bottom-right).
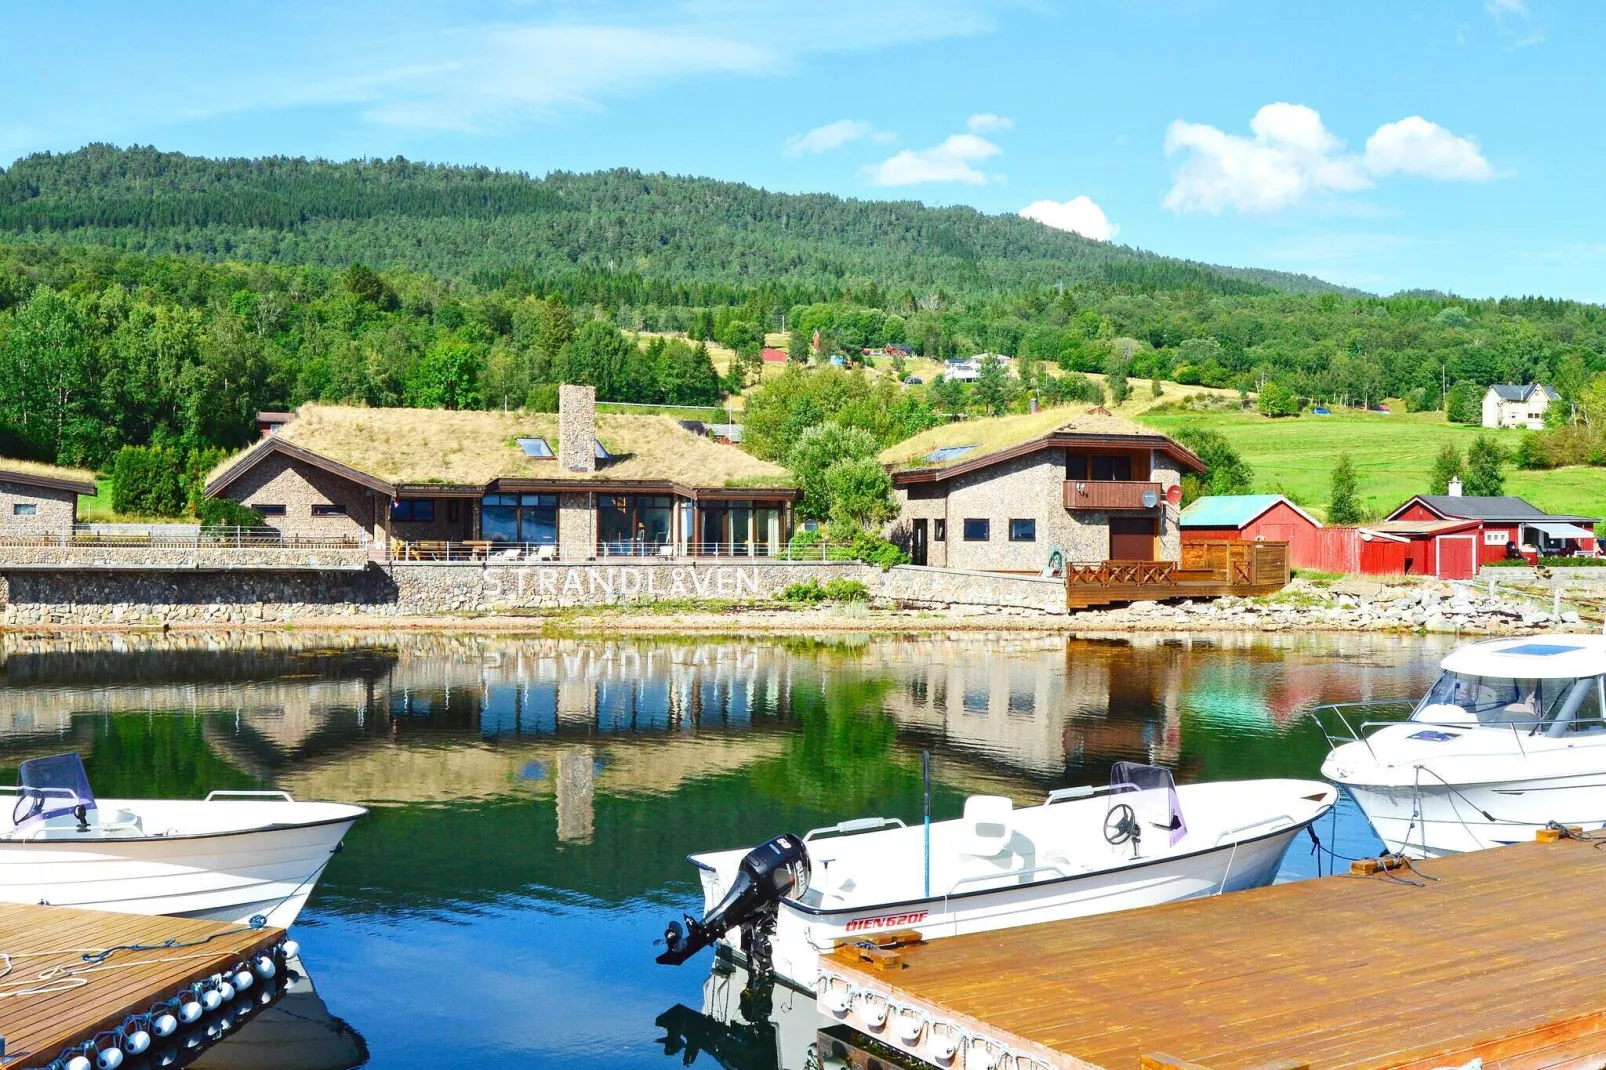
[
  {"x1": 558, "y1": 384, "x2": 597, "y2": 473},
  {"x1": 1448, "y1": 476, "x2": 1463, "y2": 497}
]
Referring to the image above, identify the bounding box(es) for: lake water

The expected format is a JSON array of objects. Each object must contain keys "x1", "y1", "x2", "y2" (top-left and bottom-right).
[{"x1": 0, "y1": 630, "x2": 1455, "y2": 1070}]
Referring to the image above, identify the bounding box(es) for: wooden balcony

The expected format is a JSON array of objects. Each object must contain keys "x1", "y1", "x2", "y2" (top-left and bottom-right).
[{"x1": 1063, "y1": 480, "x2": 1163, "y2": 511}]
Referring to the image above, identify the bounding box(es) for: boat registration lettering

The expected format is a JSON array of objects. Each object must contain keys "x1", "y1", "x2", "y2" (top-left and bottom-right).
[{"x1": 843, "y1": 910, "x2": 927, "y2": 933}]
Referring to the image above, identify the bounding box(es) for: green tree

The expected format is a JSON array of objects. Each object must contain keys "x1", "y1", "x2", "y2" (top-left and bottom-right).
[
  {"x1": 1446, "y1": 381, "x2": 1484, "y2": 424},
  {"x1": 787, "y1": 330, "x2": 810, "y2": 364},
  {"x1": 1256, "y1": 380, "x2": 1299, "y2": 418},
  {"x1": 1173, "y1": 425, "x2": 1253, "y2": 500},
  {"x1": 1428, "y1": 443, "x2": 1464, "y2": 495},
  {"x1": 1464, "y1": 436, "x2": 1506, "y2": 496},
  {"x1": 973, "y1": 355, "x2": 1009, "y2": 415},
  {"x1": 824, "y1": 456, "x2": 898, "y2": 528},
  {"x1": 1327, "y1": 453, "x2": 1364, "y2": 525},
  {"x1": 787, "y1": 423, "x2": 878, "y2": 520},
  {"x1": 1105, "y1": 356, "x2": 1130, "y2": 405},
  {"x1": 405, "y1": 339, "x2": 483, "y2": 409}
]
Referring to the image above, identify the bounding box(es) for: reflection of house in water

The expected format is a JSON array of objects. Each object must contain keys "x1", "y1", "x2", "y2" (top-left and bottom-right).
[{"x1": 873, "y1": 636, "x2": 1187, "y2": 784}]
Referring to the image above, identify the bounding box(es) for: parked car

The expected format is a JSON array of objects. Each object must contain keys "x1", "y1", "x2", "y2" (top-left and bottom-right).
[
  {"x1": 1313, "y1": 406, "x2": 1331, "y2": 415},
  {"x1": 904, "y1": 375, "x2": 923, "y2": 385}
]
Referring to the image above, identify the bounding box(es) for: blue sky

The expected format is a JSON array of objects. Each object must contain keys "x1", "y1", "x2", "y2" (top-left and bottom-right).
[{"x1": 2, "y1": 0, "x2": 1600, "y2": 300}]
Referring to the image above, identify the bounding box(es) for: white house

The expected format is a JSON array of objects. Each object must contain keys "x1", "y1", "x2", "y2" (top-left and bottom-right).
[
  {"x1": 1482, "y1": 383, "x2": 1558, "y2": 430},
  {"x1": 943, "y1": 354, "x2": 1014, "y2": 383}
]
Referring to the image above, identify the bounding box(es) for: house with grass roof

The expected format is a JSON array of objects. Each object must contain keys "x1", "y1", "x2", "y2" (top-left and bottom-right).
[
  {"x1": 0, "y1": 460, "x2": 97, "y2": 535},
  {"x1": 206, "y1": 386, "x2": 799, "y2": 560},
  {"x1": 878, "y1": 406, "x2": 1206, "y2": 572}
]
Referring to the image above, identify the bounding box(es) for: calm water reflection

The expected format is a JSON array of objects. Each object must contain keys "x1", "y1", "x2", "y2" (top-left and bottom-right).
[{"x1": 0, "y1": 631, "x2": 1454, "y2": 1069}]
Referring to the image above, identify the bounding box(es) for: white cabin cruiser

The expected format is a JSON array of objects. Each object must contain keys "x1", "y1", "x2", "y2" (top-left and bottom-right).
[
  {"x1": 657, "y1": 764, "x2": 1335, "y2": 991},
  {"x1": 1322, "y1": 636, "x2": 1606, "y2": 858},
  {"x1": 1, "y1": 753, "x2": 365, "y2": 928}
]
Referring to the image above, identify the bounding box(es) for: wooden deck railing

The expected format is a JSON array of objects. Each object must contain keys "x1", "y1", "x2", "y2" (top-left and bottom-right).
[{"x1": 1067, "y1": 541, "x2": 1290, "y2": 609}]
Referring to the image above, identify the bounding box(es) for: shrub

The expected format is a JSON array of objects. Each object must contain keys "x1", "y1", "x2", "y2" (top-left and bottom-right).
[
  {"x1": 779, "y1": 579, "x2": 829, "y2": 603},
  {"x1": 111, "y1": 446, "x2": 186, "y2": 517},
  {"x1": 822, "y1": 578, "x2": 870, "y2": 601},
  {"x1": 1446, "y1": 381, "x2": 1483, "y2": 424},
  {"x1": 779, "y1": 526, "x2": 908, "y2": 568},
  {"x1": 1256, "y1": 381, "x2": 1299, "y2": 418},
  {"x1": 196, "y1": 497, "x2": 264, "y2": 528}
]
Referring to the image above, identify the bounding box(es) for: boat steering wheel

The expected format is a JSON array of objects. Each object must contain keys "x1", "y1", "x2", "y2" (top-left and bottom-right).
[{"x1": 1104, "y1": 803, "x2": 1139, "y2": 846}]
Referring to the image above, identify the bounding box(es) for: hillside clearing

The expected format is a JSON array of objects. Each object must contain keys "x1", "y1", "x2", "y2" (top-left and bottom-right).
[{"x1": 1136, "y1": 407, "x2": 1606, "y2": 521}]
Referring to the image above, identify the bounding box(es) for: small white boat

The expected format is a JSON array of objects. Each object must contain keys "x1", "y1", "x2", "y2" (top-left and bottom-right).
[
  {"x1": 659, "y1": 764, "x2": 1335, "y2": 990},
  {"x1": 1322, "y1": 636, "x2": 1606, "y2": 858},
  {"x1": 1, "y1": 753, "x2": 365, "y2": 928}
]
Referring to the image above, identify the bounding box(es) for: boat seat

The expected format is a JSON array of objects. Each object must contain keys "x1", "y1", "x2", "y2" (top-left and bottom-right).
[{"x1": 959, "y1": 796, "x2": 1014, "y2": 859}]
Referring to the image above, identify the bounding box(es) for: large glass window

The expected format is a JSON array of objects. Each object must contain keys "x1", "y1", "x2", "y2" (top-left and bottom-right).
[
  {"x1": 391, "y1": 498, "x2": 435, "y2": 522},
  {"x1": 599, "y1": 495, "x2": 674, "y2": 555},
  {"x1": 481, "y1": 493, "x2": 557, "y2": 544},
  {"x1": 963, "y1": 518, "x2": 990, "y2": 541},
  {"x1": 1414, "y1": 671, "x2": 1605, "y2": 729}
]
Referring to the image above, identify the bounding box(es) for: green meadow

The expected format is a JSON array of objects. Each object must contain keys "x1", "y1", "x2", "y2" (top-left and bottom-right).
[{"x1": 1137, "y1": 407, "x2": 1606, "y2": 522}]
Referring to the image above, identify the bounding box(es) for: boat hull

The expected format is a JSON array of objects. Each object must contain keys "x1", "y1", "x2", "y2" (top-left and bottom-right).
[
  {"x1": 0, "y1": 817, "x2": 357, "y2": 929},
  {"x1": 724, "y1": 821, "x2": 1309, "y2": 991},
  {"x1": 1341, "y1": 775, "x2": 1606, "y2": 858}
]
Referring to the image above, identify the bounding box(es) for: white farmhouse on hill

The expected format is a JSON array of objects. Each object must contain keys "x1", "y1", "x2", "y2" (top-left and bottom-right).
[{"x1": 1482, "y1": 383, "x2": 1558, "y2": 430}]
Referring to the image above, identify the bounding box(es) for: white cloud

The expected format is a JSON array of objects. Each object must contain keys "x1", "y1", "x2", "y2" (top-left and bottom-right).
[
  {"x1": 1019, "y1": 196, "x2": 1119, "y2": 241},
  {"x1": 1164, "y1": 103, "x2": 1497, "y2": 215},
  {"x1": 967, "y1": 113, "x2": 1013, "y2": 134},
  {"x1": 1364, "y1": 117, "x2": 1494, "y2": 181},
  {"x1": 864, "y1": 133, "x2": 1002, "y2": 185},
  {"x1": 784, "y1": 119, "x2": 883, "y2": 157},
  {"x1": 1163, "y1": 103, "x2": 1370, "y2": 215},
  {"x1": 1485, "y1": 0, "x2": 1544, "y2": 45}
]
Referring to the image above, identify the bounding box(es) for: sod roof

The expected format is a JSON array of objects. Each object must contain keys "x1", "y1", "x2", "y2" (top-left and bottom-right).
[
  {"x1": 879, "y1": 405, "x2": 1199, "y2": 475},
  {"x1": 208, "y1": 404, "x2": 794, "y2": 492},
  {"x1": 0, "y1": 457, "x2": 98, "y2": 493}
]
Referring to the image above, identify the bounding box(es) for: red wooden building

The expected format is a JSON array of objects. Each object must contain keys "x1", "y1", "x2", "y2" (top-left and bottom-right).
[
  {"x1": 1371, "y1": 494, "x2": 1601, "y2": 579},
  {"x1": 1180, "y1": 494, "x2": 1339, "y2": 569}
]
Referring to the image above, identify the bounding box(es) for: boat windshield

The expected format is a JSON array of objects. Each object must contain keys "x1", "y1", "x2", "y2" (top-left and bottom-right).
[
  {"x1": 1109, "y1": 762, "x2": 1187, "y2": 846},
  {"x1": 10, "y1": 752, "x2": 96, "y2": 831},
  {"x1": 1413, "y1": 671, "x2": 1606, "y2": 731}
]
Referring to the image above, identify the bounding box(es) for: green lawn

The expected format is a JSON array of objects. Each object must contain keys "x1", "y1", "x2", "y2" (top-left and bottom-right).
[
  {"x1": 78, "y1": 477, "x2": 116, "y2": 522},
  {"x1": 1137, "y1": 407, "x2": 1606, "y2": 522}
]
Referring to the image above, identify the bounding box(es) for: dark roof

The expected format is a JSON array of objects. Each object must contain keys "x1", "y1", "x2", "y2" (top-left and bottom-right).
[
  {"x1": 1488, "y1": 384, "x2": 1558, "y2": 403},
  {"x1": 1393, "y1": 495, "x2": 1599, "y2": 525}
]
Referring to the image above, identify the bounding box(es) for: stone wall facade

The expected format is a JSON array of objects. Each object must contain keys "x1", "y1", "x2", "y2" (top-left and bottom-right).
[
  {"x1": 868, "y1": 565, "x2": 1066, "y2": 614},
  {"x1": 231, "y1": 453, "x2": 384, "y2": 542},
  {"x1": 888, "y1": 445, "x2": 1186, "y2": 572},
  {"x1": 0, "y1": 480, "x2": 78, "y2": 535},
  {"x1": 0, "y1": 545, "x2": 371, "y2": 570}
]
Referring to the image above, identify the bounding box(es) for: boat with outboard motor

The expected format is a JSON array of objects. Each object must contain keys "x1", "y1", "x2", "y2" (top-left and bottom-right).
[
  {"x1": 655, "y1": 763, "x2": 1335, "y2": 991},
  {"x1": 1320, "y1": 635, "x2": 1606, "y2": 858},
  {"x1": 0, "y1": 753, "x2": 365, "y2": 928}
]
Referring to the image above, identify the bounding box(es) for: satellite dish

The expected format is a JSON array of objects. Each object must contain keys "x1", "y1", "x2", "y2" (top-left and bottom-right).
[
  {"x1": 1142, "y1": 490, "x2": 1159, "y2": 509},
  {"x1": 1165, "y1": 484, "x2": 1183, "y2": 505}
]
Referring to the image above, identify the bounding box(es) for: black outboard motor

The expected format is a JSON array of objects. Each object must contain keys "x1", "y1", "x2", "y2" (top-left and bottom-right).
[{"x1": 657, "y1": 834, "x2": 811, "y2": 975}]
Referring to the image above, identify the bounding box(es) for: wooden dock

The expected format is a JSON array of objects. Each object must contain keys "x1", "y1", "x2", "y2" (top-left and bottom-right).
[
  {"x1": 0, "y1": 904, "x2": 282, "y2": 1069},
  {"x1": 819, "y1": 837, "x2": 1606, "y2": 1070}
]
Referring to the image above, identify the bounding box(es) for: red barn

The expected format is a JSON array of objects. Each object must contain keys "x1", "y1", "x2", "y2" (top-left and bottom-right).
[
  {"x1": 1179, "y1": 495, "x2": 1334, "y2": 568},
  {"x1": 1381, "y1": 494, "x2": 1600, "y2": 579},
  {"x1": 761, "y1": 347, "x2": 790, "y2": 364}
]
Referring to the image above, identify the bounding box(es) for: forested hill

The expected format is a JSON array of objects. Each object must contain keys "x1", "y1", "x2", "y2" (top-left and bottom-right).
[{"x1": 0, "y1": 144, "x2": 1350, "y2": 298}]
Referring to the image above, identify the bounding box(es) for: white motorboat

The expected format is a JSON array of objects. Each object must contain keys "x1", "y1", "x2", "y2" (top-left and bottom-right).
[
  {"x1": 657, "y1": 763, "x2": 1335, "y2": 991},
  {"x1": 1321, "y1": 636, "x2": 1606, "y2": 858},
  {"x1": 1, "y1": 753, "x2": 365, "y2": 928}
]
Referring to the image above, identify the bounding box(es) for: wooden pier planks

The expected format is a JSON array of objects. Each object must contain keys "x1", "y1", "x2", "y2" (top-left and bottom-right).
[
  {"x1": 824, "y1": 838, "x2": 1606, "y2": 1070},
  {"x1": 0, "y1": 903, "x2": 281, "y2": 1069}
]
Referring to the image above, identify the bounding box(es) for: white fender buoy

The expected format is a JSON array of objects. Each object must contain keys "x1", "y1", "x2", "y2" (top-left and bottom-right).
[
  {"x1": 152, "y1": 1013, "x2": 178, "y2": 1038},
  {"x1": 821, "y1": 987, "x2": 852, "y2": 1016},
  {"x1": 234, "y1": 969, "x2": 253, "y2": 990},
  {"x1": 896, "y1": 1013, "x2": 925, "y2": 1045},
  {"x1": 280, "y1": 939, "x2": 299, "y2": 959},
  {"x1": 859, "y1": 996, "x2": 889, "y2": 1029},
  {"x1": 201, "y1": 987, "x2": 223, "y2": 1012},
  {"x1": 218, "y1": 980, "x2": 235, "y2": 1002},
  {"x1": 928, "y1": 1032, "x2": 959, "y2": 1065},
  {"x1": 966, "y1": 1041, "x2": 998, "y2": 1070},
  {"x1": 121, "y1": 1029, "x2": 151, "y2": 1057},
  {"x1": 178, "y1": 997, "x2": 203, "y2": 1024},
  {"x1": 66, "y1": 1055, "x2": 93, "y2": 1070},
  {"x1": 95, "y1": 1044, "x2": 125, "y2": 1070},
  {"x1": 254, "y1": 954, "x2": 277, "y2": 979}
]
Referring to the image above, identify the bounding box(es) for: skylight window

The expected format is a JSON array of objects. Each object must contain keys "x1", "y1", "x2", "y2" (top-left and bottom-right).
[
  {"x1": 517, "y1": 437, "x2": 555, "y2": 459},
  {"x1": 1503, "y1": 643, "x2": 1584, "y2": 657},
  {"x1": 926, "y1": 444, "x2": 977, "y2": 463}
]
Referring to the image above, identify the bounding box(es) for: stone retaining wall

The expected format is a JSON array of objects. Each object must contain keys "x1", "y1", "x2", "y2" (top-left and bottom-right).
[
  {"x1": 0, "y1": 560, "x2": 872, "y2": 625},
  {"x1": 868, "y1": 565, "x2": 1066, "y2": 614},
  {"x1": 0, "y1": 545, "x2": 371, "y2": 570}
]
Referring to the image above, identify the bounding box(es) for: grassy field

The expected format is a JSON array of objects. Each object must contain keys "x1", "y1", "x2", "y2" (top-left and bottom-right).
[{"x1": 1137, "y1": 406, "x2": 1606, "y2": 521}]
